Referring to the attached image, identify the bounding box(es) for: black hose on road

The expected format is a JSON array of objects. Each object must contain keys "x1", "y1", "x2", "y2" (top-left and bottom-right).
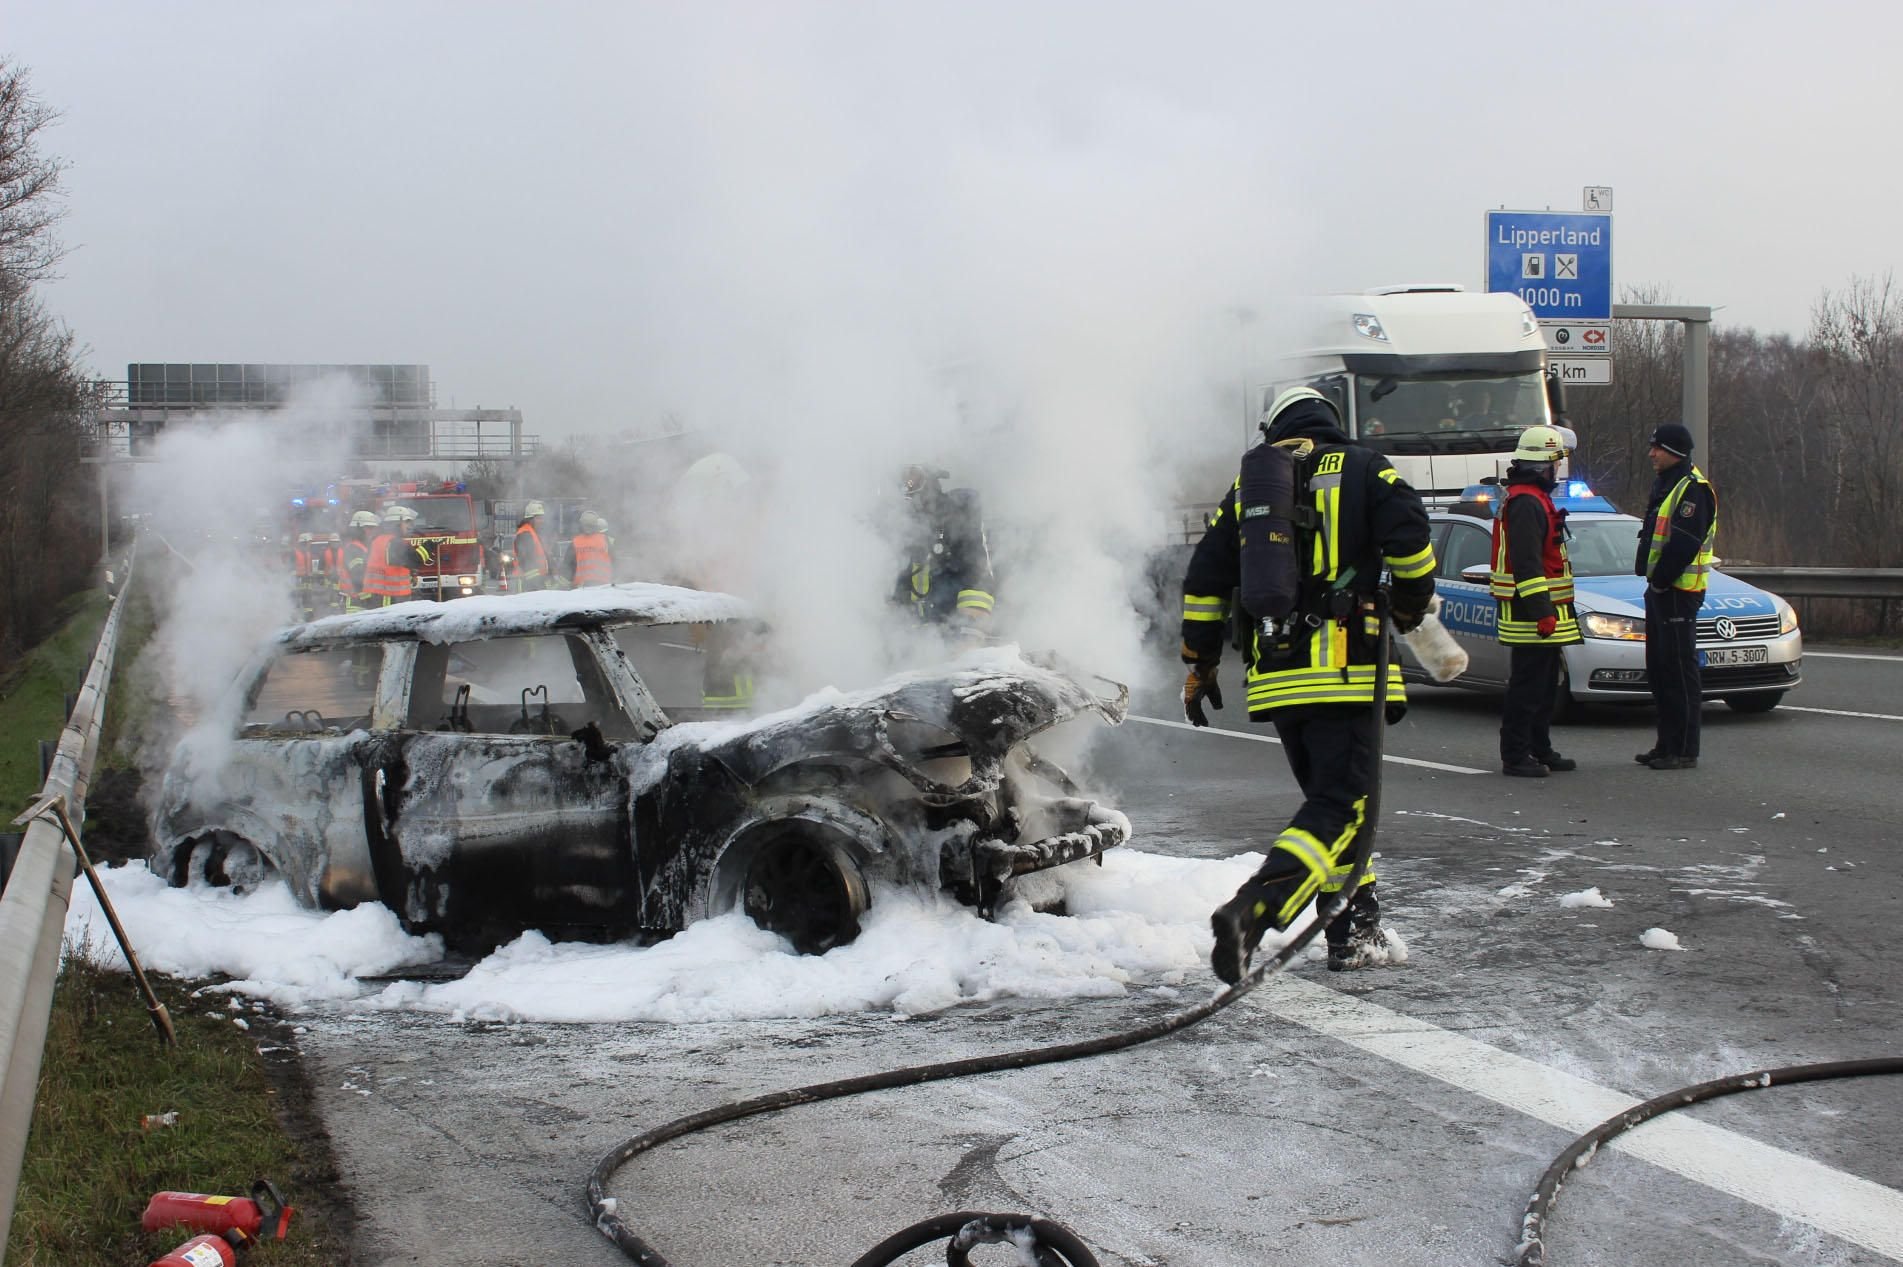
[
  {"x1": 1516, "y1": 1055, "x2": 1903, "y2": 1266},
  {"x1": 587, "y1": 605, "x2": 1397, "y2": 1265}
]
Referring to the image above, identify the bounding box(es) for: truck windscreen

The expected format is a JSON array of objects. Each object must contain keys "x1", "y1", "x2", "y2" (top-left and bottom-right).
[
  {"x1": 405, "y1": 498, "x2": 475, "y2": 533},
  {"x1": 1356, "y1": 373, "x2": 1548, "y2": 456}
]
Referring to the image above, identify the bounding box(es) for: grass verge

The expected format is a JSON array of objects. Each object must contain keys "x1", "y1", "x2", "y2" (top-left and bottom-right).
[
  {"x1": 0, "y1": 589, "x2": 108, "y2": 816},
  {"x1": 6, "y1": 561, "x2": 355, "y2": 1264},
  {"x1": 5, "y1": 946, "x2": 352, "y2": 1267}
]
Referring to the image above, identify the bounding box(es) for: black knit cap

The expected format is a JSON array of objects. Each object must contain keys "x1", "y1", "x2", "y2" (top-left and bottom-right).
[{"x1": 1649, "y1": 423, "x2": 1693, "y2": 458}]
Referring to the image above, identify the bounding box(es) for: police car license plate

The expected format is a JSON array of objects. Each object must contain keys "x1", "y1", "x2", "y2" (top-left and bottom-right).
[{"x1": 1700, "y1": 645, "x2": 1767, "y2": 667}]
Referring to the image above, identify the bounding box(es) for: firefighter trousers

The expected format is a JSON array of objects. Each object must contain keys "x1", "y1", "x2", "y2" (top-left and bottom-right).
[
  {"x1": 1645, "y1": 587, "x2": 1703, "y2": 758},
  {"x1": 1500, "y1": 642, "x2": 1563, "y2": 764},
  {"x1": 1256, "y1": 703, "x2": 1380, "y2": 945}
]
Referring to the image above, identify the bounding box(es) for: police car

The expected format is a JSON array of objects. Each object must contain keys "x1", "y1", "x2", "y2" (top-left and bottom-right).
[{"x1": 1405, "y1": 483, "x2": 1803, "y2": 717}]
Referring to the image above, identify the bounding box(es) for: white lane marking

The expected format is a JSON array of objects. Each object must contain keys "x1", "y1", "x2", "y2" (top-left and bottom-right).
[
  {"x1": 1804, "y1": 651, "x2": 1903, "y2": 662},
  {"x1": 1126, "y1": 713, "x2": 1486, "y2": 775},
  {"x1": 1780, "y1": 705, "x2": 1903, "y2": 722},
  {"x1": 1259, "y1": 977, "x2": 1903, "y2": 1259}
]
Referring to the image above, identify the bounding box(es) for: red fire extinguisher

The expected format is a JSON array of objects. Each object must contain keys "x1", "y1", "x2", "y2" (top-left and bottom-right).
[
  {"x1": 142, "y1": 1178, "x2": 294, "y2": 1241},
  {"x1": 147, "y1": 1228, "x2": 248, "y2": 1267}
]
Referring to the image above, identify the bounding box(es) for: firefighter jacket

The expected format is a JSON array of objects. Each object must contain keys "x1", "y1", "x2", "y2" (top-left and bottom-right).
[
  {"x1": 363, "y1": 532, "x2": 427, "y2": 603},
  {"x1": 337, "y1": 537, "x2": 371, "y2": 605},
  {"x1": 567, "y1": 532, "x2": 614, "y2": 587},
  {"x1": 1181, "y1": 407, "x2": 1436, "y2": 719},
  {"x1": 894, "y1": 487, "x2": 996, "y2": 624},
  {"x1": 513, "y1": 522, "x2": 550, "y2": 590},
  {"x1": 1634, "y1": 460, "x2": 1718, "y2": 593},
  {"x1": 1490, "y1": 476, "x2": 1583, "y2": 645}
]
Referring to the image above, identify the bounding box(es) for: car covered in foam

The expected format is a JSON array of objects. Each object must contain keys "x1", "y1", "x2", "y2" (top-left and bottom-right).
[{"x1": 150, "y1": 583, "x2": 1130, "y2": 954}]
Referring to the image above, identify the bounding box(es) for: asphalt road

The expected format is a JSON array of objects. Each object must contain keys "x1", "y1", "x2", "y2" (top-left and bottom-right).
[{"x1": 295, "y1": 649, "x2": 1903, "y2": 1266}]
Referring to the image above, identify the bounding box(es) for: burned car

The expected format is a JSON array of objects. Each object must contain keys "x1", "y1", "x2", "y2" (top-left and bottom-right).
[{"x1": 150, "y1": 585, "x2": 1130, "y2": 954}]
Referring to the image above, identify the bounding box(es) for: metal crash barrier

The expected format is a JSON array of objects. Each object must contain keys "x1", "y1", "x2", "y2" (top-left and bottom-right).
[{"x1": 0, "y1": 546, "x2": 138, "y2": 1257}]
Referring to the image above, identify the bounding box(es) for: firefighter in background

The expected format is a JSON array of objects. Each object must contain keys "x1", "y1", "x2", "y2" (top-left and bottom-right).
[
  {"x1": 336, "y1": 510, "x2": 380, "y2": 613},
  {"x1": 565, "y1": 511, "x2": 615, "y2": 588},
  {"x1": 1634, "y1": 422, "x2": 1718, "y2": 771},
  {"x1": 292, "y1": 533, "x2": 324, "y2": 619},
  {"x1": 891, "y1": 464, "x2": 996, "y2": 635},
  {"x1": 1492, "y1": 426, "x2": 1583, "y2": 778},
  {"x1": 1183, "y1": 387, "x2": 1436, "y2": 983},
  {"x1": 362, "y1": 505, "x2": 432, "y2": 606},
  {"x1": 511, "y1": 501, "x2": 552, "y2": 592}
]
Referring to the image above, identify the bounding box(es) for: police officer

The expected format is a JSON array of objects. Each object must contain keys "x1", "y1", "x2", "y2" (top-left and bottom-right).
[
  {"x1": 892, "y1": 465, "x2": 996, "y2": 633},
  {"x1": 1634, "y1": 423, "x2": 1718, "y2": 770},
  {"x1": 1493, "y1": 425, "x2": 1583, "y2": 777},
  {"x1": 1183, "y1": 387, "x2": 1436, "y2": 983}
]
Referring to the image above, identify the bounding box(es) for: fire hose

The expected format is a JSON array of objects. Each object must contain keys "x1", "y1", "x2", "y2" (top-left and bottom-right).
[{"x1": 585, "y1": 598, "x2": 1396, "y2": 1266}]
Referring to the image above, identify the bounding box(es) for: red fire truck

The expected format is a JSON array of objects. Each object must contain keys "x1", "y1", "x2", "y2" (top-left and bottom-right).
[{"x1": 376, "y1": 481, "x2": 488, "y2": 600}]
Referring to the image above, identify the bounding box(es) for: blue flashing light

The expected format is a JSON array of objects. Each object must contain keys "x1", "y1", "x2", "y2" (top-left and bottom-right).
[{"x1": 290, "y1": 497, "x2": 306, "y2": 507}]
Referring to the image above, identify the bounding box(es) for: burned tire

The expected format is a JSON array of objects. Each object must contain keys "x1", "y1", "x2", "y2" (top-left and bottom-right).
[
  {"x1": 741, "y1": 827, "x2": 869, "y2": 955},
  {"x1": 178, "y1": 833, "x2": 275, "y2": 895}
]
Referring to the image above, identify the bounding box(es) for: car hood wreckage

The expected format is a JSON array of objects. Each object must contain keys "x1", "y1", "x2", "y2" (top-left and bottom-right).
[{"x1": 150, "y1": 584, "x2": 1131, "y2": 955}]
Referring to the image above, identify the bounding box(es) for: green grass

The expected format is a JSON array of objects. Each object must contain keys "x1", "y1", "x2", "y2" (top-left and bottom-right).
[
  {"x1": 6, "y1": 946, "x2": 347, "y2": 1267},
  {"x1": 0, "y1": 589, "x2": 108, "y2": 817},
  {"x1": 5, "y1": 566, "x2": 352, "y2": 1265}
]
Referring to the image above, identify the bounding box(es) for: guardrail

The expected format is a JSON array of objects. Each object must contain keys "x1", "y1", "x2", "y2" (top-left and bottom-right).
[
  {"x1": 1720, "y1": 567, "x2": 1903, "y2": 600},
  {"x1": 0, "y1": 546, "x2": 138, "y2": 1256}
]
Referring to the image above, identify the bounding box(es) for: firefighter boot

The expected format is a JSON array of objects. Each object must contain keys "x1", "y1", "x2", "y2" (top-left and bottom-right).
[
  {"x1": 1210, "y1": 862, "x2": 1303, "y2": 985},
  {"x1": 1326, "y1": 884, "x2": 1385, "y2": 972}
]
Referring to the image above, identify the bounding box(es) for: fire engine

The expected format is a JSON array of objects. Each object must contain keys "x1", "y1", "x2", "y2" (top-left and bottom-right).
[{"x1": 376, "y1": 481, "x2": 487, "y2": 600}]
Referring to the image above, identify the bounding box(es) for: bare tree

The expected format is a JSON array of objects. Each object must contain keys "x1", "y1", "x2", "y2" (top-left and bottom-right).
[
  {"x1": 0, "y1": 60, "x2": 67, "y2": 286},
  {"x1": 1809, "y1": 274, "x2": 1903, "y2": 569}
]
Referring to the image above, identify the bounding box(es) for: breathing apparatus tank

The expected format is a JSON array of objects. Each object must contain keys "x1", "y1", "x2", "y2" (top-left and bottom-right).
[{"x1": 1236, "y1": 440, "x2": 1304, "y2": 625}]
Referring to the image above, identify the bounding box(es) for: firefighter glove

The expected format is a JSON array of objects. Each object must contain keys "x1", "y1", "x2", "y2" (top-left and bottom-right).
[
  {"x1": 1392, "y1": 605, "x2": 1426, "y2": 635},
  {"x1": 1184, "y1": 663, "x2": 1222, "y2": 727},
  {"x1": 1537, "y1": 614, "x2": 1558, "y2": 638}
]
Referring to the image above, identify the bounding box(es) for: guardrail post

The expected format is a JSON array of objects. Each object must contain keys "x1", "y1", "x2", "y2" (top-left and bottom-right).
[
  {"x1": 0, "y1": 837, "x2": 17, "y2": 892},
  {"x1": 35, "y1": 743, "x2": 52, "y2": 785}
]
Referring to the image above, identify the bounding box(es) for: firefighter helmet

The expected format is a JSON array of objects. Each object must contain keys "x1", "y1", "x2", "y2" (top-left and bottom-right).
[
  {"x1": 579, "y1": 511, "x2": 606, "y2": 533},
  {"x1": 522, "y1": 500, "x2": 547, "y2": 518},
  {"x1": 1261, "y1": 386, "x2": 1341, "y2": 441},
  {"x1": 296, "y1": 533, "x2": 312, "y2": 543},
  {"x1": 382, "y1": 505, "x2": 417, "y2": 524},
  {"x1": 1511, "y1": 425, "x2": 1569, "y2": 463},
  {"x1": 350, "y1": 510, "x2": 380, "y2": 529}
]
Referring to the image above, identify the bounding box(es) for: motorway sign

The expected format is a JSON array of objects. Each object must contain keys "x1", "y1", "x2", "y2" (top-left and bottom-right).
[
  {"x1": 1486, "y1": 209, "x2": 1613, "y2": 321},
  {"x1": 1547, "y1": 357, "x2": 1613, "y2": 386},
  {"x1": 1542, "y1": 322, "x2": 1610, "y2": 356}
]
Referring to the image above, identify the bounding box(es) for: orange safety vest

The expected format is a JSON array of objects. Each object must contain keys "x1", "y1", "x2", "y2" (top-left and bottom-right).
[
  {"x1": 570, "y1": 532, "x2": 612, "y2": 587},
  {"x1": 363, "y1": 532, "x2": 413, "y2": 601},
  {"x1": 513, "y1": 523, "x2": 548, "y2": 586},
  {"x1": 293, "y1": 547, "x2": 315, "y2": 578}
]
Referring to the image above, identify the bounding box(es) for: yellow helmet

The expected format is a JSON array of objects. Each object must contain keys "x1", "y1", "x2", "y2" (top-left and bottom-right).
[{"x1": 1511, "y1": 425, "x2": 1569, "y2": 463}]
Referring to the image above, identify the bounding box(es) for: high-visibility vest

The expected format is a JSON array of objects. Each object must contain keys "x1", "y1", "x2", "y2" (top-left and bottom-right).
[
  {"x1": 293, "y1": 547, "x2": 315, "y2": 578},
  {"x1": 1488, "y1": 483, "x2": 1581, "y2": 645},
  {"x1": 1646, "y1": 466, "x2": 1718, "y2": 594},
  {"x1": 513, "y1": 523, "x2": 548, "y2": 587},
  {"x1": 363, "y1": 532, "x2": 413, "y2": 600},
  {"x1": 570, "y1": 532, "x2": 613, "y2": 587}
]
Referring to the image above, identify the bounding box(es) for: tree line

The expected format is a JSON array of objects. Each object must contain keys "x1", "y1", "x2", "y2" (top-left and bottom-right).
[
  {"x1": 1565, "y1": 280, "x2": 1903, "y2": 603},
  {"x1": 0, "y1": 58, "x2": 103, "y2": 661}
]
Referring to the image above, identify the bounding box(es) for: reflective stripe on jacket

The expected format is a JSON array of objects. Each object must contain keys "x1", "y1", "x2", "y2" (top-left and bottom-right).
[
  {"x1": 1490, "y1": 483, "x2": 1582, "y2": 645},
  {"x1": 1647, "y1": 466, "x2": 1718, "y2": 593}
]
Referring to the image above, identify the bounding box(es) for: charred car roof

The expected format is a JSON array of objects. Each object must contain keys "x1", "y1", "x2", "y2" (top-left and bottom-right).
[{"x1": 282, "y1": 582, "x2": 752, "y2": 649}]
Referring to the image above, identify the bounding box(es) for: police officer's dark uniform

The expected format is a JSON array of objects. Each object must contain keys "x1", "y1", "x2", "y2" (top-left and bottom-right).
[
  {"x1": 1634, "y1": 423, "x2": 1718, "y2": 770},
  {"x1": 1180, "y1": 388, "x2": 1436, "y2": 983},
  {"x1": 1492, "y1": 426, "x2": 1583, "y2": 777}
]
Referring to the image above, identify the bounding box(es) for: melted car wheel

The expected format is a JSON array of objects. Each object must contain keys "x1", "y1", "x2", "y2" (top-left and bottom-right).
[
  {"x1": 742, "y1": 828, "x2": 869, "y2": 955},
  {"x1": 181, "y1": 833, "x2": 275, "y2": 895}
]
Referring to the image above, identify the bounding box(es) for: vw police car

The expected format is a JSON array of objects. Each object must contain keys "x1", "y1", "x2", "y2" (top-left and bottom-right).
[{"x1": 1405, "y1": 482, "x2": 1803, "y2": 716}]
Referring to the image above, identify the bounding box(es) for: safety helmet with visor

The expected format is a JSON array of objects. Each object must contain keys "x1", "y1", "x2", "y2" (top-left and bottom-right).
[{"x1": 1510, "y1": 425, "x2": 1570, "y2": 463}]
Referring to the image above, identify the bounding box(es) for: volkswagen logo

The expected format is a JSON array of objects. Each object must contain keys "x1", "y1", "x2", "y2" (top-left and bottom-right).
[{"x1": 1714, "y1": 616, "x2": 1738, "y2": 640}]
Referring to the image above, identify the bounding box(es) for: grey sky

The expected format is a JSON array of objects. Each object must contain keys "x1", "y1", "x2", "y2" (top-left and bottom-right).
[{"x1": 8, "y1": 1, "x2": 1897, "y2": 439}]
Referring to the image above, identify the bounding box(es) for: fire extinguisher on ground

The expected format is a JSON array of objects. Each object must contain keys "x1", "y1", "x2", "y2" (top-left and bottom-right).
[
  {"x1": 148, "y1": 1229, "x2": 248, "y2": 1267},
  {"x1": 142, "y1": 1178, "x2": 295, "y2": 1241}
]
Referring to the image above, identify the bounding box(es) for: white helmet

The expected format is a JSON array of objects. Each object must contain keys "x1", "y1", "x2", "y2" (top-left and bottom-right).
[
  {"x1": 1511, "y1": 425, "x2": 1569, "y2": 463},
  {"x1": 350, "y1": 510, "x2": 381, "y2": 529},
  {"x1": 1261, "y1": 386, "x2": 1340, "y2": 441},
  {"x1": 382, "y1": 504, "x2": 417, "y2": 524},
  {"x1": 297, "y1": 532, "x2": 313, "y2": 543},
  {"x1": 579, "y1": 511, "x2": 606, "y2": 533},
  {"x1": 522, "y1": 500, "x2": 547, "y2": 518}
]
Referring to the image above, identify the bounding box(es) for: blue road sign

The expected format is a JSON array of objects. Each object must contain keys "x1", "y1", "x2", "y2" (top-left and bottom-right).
[{"x1": 1485, "y1": 210, "x2": 1613, "y2": 321}]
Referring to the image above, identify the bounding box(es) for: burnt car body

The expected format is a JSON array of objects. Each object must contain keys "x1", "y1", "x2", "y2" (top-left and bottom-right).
[{"x1": 150, "y1": 584, "x2": 1130, "y2": 954}]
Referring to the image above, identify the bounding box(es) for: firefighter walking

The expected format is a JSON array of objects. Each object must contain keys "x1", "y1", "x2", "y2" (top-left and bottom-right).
[
  {"x1": 362, "y1": 505, "x2": 431, "y2": 606},
  {"x1": 1634, "y1": 423, "x2": 1718, "y2": 770},
  {"x1": 1492, "y1": 426, "x2": 1583, "y2": 777},
  {"x1": 335, "y1": 510, "x2": 379, "y2": 613},
  {"x1": 512, "y1": 501, "x2": 552, "y2": 593},
  {"x1": 1182, "y1": 387, "x2": 1435, "y2": 983},
  {"x1": 565, "y1": 511, "x2": 615, "y2": 588}
]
